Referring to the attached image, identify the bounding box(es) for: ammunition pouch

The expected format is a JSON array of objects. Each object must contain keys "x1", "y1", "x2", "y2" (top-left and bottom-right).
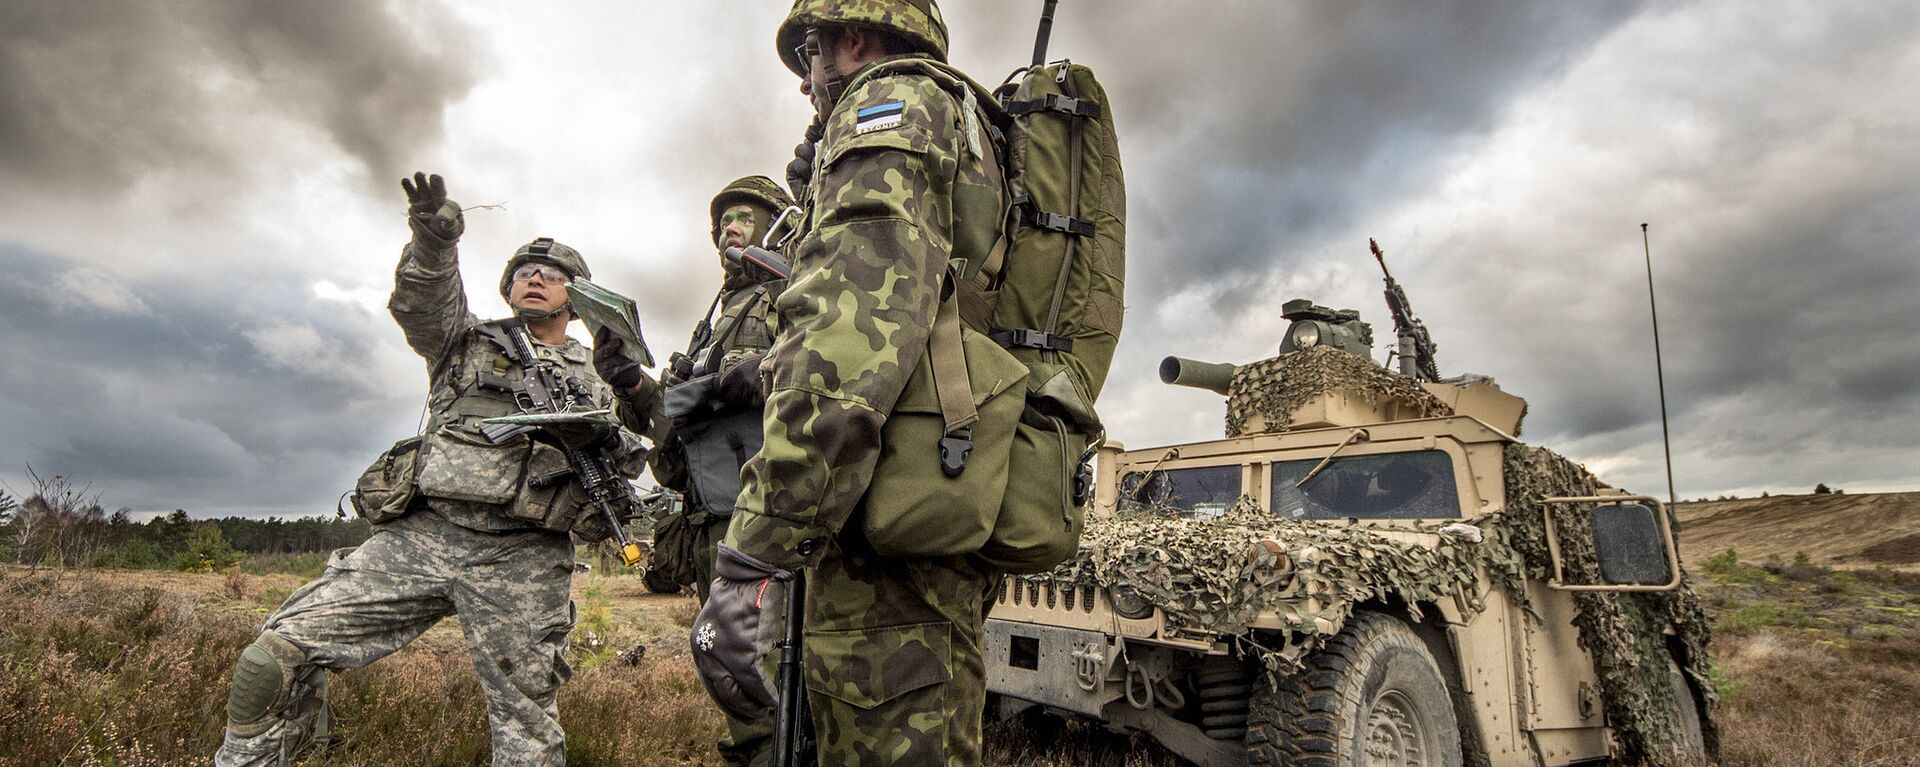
[
  {"x1": 350, "y1": 436, "x2": 426, "y2": 524},
  {"x1": 663, "y1": 373, "x2": 766, "y2": 518},
  {"x1": 415, "y1": 428, "x2": 526, "y2": 505},
  {"x1": 507, "y1": 440, "x2": 592, "y2": 533}
]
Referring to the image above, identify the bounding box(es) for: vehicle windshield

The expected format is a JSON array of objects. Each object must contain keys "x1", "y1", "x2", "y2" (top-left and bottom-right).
[
  {"x1": 1119, "y1": 465, "x2": 1241, "y2": 518},
  {"x1": 1270, "y1": 450, "x2": 1460, "y2": 521}
]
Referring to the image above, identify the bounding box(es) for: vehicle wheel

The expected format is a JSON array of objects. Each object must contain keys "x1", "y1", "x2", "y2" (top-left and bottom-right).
[
  {"x1": 1667, "y1": 657, "x2": 1706, "y2": 760},
  {"x1": 1246, "y1": 611, "x2": 1462, "y2": 767}
]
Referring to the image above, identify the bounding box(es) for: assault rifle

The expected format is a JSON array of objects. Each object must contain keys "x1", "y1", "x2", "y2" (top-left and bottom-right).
[
  {"x1": 1369, "y1": 238, "x2": 1441, "y2": 382},
  {"x1": 478, "y1": 319, "x2": 645, "y2": 567},
  {"x1": 771, "y1": 570, "x2": 815, "y2": 767},
  {"x1": 723, "y1": 245, "x2": 794, "y2": 283}
]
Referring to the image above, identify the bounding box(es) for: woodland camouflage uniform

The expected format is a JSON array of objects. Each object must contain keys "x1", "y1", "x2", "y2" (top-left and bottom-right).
[
  {"x1": 720, "y1": 1, "x2": 1012, "y2": 763},
  {"x1": 215, "y1": 178, "x2": 645, "y2": 767}
]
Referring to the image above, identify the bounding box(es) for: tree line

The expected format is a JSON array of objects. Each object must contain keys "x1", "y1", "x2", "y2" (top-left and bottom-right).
[{"x1": 2, "y1": 470, "x2": 368, "y2": 571}]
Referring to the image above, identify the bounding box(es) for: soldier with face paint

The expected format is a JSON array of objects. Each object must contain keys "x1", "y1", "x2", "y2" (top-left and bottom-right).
[
  {"x1": 641, "y1": 175, "x2": 795, "y2": 767},
  {"x1": 690, "y1": 2, "x2": 1017, "y2": 764},
  {"x1": 214, "y1": 173, "x2": 648, "y2": 767}
]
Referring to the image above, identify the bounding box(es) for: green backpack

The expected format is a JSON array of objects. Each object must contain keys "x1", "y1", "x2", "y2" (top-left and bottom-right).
[{"x1": 856, "y1": 57, "x2": 1125, "y2": 575}]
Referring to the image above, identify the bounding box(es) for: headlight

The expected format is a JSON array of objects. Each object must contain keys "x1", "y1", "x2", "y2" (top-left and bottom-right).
[
  {"x1": 1286, "y1": 320, "x2": 1322, "y2": 350},
  {"x1": 1108, "y1": 584, "x2": 1155, "y2": 619}
]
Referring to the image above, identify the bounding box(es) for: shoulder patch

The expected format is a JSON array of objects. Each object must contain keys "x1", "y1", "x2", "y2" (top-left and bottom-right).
[{"x1": 855, "y1": 100, "x2": 907, "y2": 134}]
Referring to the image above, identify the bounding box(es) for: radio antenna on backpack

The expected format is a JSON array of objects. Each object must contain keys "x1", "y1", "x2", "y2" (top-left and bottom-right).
[{"x1": 1031, "y1": 0, "x2": 1060, "y2": 66}]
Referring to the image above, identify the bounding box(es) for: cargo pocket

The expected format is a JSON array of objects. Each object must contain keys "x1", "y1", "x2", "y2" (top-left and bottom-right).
[
  {"x1": 350, "y1": 436, "x2": 425, "y2": 524},
  {"x1": 804, "y1": 621, "x2": 952, "y2": 710},
  {"x1": 415, "y1": 428, "x2": 526, "y2": 505},
  {"x1": 861, "y1": 324, "x2": 1029, "y2": 559}
]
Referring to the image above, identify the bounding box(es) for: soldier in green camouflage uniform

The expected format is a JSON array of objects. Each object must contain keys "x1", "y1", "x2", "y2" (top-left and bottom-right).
[
  {"x1": 214, "y1": 173, "x2": 647, "y2": 767},
  {"x1": 650, "y1": 175, "x2": 794, "y2": 606},
  {"x1": 691, "y1": 2, "x2": 1012, "y2": 764}
]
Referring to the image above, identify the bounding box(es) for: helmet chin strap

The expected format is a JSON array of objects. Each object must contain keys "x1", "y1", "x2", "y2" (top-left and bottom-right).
[
  {"x1": 515, "y1": 303, "x2": 572, "y2": 322},
  {"x1": 806, "y1": 28, "x2": 849, "y2": 110}
]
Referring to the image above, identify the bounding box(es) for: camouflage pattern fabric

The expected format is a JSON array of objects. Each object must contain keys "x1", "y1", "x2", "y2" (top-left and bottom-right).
[
  {"x1": 803, "y1": 535, "x2": 999, "y2": 765},
  {"x1": 723, "y1": 53, "x2": 1008, "y2": 767},
  {"x1": 1497, "y1": 444, "x2": 1719, "y2": 764},
  {"x1": 1225, "y1": 347, "x2": 1453, "y2": 437},
  {"x1": 214, "y1": 510, "x2": 574, "y2": 767},
  {"x1": 389, "y1": 238, "x2": 647, "y2": 533},
  {"x1": 1047, "y1": 497, "x2": 1500, "y2": 677}
]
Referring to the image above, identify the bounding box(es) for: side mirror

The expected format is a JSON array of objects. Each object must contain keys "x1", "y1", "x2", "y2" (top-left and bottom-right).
[{"x1": 1539, "y1": 495, "x2": 1682, "y2": 591}]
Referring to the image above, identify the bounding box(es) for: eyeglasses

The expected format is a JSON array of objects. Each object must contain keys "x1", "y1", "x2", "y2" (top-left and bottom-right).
[
  {"x1": 792, "y1": 30, "x2": 825, "y2": 77},
  {"x1": 511, "y1": 263, "x2": 571, "y2": 284}
]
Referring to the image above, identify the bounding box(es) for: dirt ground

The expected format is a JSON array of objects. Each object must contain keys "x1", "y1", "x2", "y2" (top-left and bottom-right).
[{"x1": 1674, "y1": 491, "x2": 1920, "y2": 570}]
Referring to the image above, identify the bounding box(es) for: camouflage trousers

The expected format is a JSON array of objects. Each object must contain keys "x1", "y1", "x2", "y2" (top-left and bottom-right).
[
  {"x1": 213, "y1": 510, "x2": 576, "y2": 767},
  {"x1": 802, "y1": 535, "x2": 1002, "y2": 766}
]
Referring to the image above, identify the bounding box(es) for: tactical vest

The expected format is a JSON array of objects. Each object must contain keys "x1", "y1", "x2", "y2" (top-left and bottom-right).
[
  {"x1": 662, "y1": 284, "x2": 780, "y2": 519},
  {"x1": 356, "y1": 321, "x2": 619, "y2": 534}
]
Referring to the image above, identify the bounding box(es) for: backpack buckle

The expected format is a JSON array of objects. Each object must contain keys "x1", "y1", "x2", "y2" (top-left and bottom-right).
[
  {"x1": 1072, "y1": 460, "x2": 1093, "y2": 508},
  {"x1": 939, "y1": 428, "x2": 973, "y2": 478}
]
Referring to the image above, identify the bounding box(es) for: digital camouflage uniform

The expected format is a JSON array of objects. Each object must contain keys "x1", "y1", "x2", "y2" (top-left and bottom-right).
[
  {"x1": 651, "y1": 177, "x2": 791, "y2": 767},
  {"x1": 215, "y1": 230, "x2": 645, "y2": 767},
  {"x1": 724, "y1": 4, "x2": 1012, "y2": 761}
]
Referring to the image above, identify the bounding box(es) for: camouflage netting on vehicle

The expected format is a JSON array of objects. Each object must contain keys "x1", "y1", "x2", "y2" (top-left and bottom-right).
[
  {"x1": 1040, "y1": 497, "x2": 1506, "y2": 677},
  {"x1": 1224, "y1": 347, "x2": 1452, "y2": 437},
  {"x1": 1493, "y1": 443, "x2": 1720, "y2": 765}
]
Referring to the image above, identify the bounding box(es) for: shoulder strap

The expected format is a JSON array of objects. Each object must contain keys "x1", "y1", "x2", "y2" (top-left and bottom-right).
[{"x1": 928, "y1": 274, "x2": 978, "y2": 478}]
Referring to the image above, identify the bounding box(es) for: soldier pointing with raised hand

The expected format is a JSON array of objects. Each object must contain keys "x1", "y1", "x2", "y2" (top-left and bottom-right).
[{"x1": 213, "y1": 172, "x2": 649, "y2": 767}]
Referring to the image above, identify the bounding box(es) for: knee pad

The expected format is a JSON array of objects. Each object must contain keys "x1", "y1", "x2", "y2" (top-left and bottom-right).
[{"x1": 226, "y1": 631, "x2": 308, "y2": 735}]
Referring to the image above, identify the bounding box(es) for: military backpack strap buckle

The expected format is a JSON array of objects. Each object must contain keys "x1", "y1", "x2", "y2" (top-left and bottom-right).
[
  {"x1": 1021, "y1": 205, "x2": 1095, "y2": 237},
  {"x1": 939, "y1": 427, "x2": 974, "y2": 479},
  {"x1": 1004, "y1": 92, "x2": 1101, "y2": 119},
  {"x1": 989, "y1": 328, "x2": 1074, "y2": 353}
]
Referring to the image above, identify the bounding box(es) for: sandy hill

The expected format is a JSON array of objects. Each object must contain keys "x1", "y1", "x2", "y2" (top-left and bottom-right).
[{"x1": 1673, "y1": 491, "x2": 1920, "y2": 569}]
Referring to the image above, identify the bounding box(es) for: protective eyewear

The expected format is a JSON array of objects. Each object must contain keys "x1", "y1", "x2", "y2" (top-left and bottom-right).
[{"x1": 511, "y1": 263, "x2": 571, "y2": 284}]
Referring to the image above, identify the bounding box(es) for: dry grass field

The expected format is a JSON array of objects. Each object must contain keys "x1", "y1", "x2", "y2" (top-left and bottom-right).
[{"x1": 3, "y1": 493, "x2": 1917, "y2": 766}]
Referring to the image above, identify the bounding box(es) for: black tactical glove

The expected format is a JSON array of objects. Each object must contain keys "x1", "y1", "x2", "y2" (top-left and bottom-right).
[
  {"x1": 716, "y1": 352, "x2": 766, "y2": 408},
  {"x1": 401, "y1": 171, "x2": 465, "y2": 250},
  {"x1": 691, "y1": 545, "x2": 793, "y2": 721},
  {"x1": 593, "y1": 327, "x2": 648, "y2": 395},
  {"x1": 784, "y1": 118, "x2": 824, "y2": 199}
]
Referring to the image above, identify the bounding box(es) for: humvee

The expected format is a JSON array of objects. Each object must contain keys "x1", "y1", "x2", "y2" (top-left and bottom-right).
[{"x1": 984, "y1": 295, "x2": 1715, "y2": 767}]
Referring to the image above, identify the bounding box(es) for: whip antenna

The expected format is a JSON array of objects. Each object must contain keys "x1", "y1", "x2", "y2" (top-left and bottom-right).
[
  {"x1": 1032, "y1": 0, "x2": 1060, "y2": 66},
  {"x1": 1642, "y1": 223, "x2": 1677, "y2": 507}
]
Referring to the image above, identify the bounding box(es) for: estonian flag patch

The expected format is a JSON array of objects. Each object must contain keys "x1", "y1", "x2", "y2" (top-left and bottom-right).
[{"x1": 855, "y1": 101, "x2": 907, "y2": 134}]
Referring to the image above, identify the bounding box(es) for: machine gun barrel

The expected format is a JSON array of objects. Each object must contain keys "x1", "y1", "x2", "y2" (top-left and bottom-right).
[
  {"x1": 1159, "y1": 356, "x2": 1239, "y2": 396},
  {"x1": 1368, "y1": 239, "x2": 1441, "y2": 382}
]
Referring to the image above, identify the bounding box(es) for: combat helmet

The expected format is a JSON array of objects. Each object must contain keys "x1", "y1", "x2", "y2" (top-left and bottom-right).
[
  {"x1": 776, "y1": 0, "x2": 950, "y2": 76},
  {"x1": 498, "y1": 237, "x2": 590, "y2": 303},
  {"x1": 710, "y1": 175, "x2": 795, "y2": 248}
]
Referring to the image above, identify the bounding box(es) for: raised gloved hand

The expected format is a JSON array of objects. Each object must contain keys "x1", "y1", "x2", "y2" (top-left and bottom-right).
[
  {"x1": 691, "y1": 545, "x2": 793, "y2": 721},
  {"x1": 716, "y1": 352, "x2": 766, "y2": 408},
  {"x1": 401, "y1": 171, "x2": 465, "y2": 250},
  {"x1": 593, "y1": 327, "x2": 648, "y2": 395}
]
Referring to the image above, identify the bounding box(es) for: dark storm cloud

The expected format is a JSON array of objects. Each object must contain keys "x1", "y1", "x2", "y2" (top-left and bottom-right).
[
  {"x1": 0, "y1": 244, "x2": 418, "y2": 515},
  {"x1": 0, "y1": 0, "x2": 479, "y2": 198},
  {"x1": 943, "y1": 1, "x2": 1649, "y2": 307}
]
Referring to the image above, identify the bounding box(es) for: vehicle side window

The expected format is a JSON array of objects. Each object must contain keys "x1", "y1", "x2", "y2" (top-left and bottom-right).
[
  {"x1": 1119, "y1": 465, "x2": 1241, "y2": 518},
  {"x1": 1270, "y1": 450, "x2": 1460, "y2": 521}
]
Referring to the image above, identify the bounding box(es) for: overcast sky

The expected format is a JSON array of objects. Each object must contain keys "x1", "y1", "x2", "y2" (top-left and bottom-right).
[{"x1": 2, "y1": 0, "x2": 1915, "y2": 518}]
